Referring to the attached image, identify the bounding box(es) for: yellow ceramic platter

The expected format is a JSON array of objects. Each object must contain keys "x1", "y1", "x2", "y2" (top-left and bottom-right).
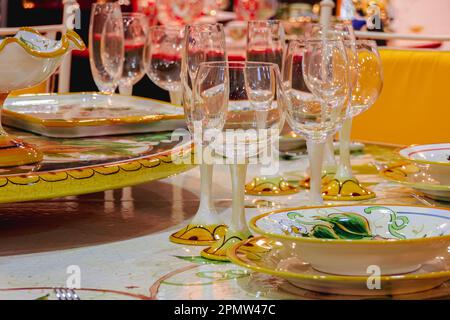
[{"x1": 0, "y1": 129, "x2": 194, "y2": 204}]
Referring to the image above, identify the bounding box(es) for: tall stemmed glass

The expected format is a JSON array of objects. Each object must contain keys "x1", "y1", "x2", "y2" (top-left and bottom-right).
[
  {"x1": 195, "y1": 61, "x2": 285, "y2": 261},
  {"x1": 303, "y1": 22, "x2": 357, "y2": 184},
  {"x1": 169, "y1": 23, "x2": 228, "y2": 246},
  {"x1": 118, "y1": 13, "x2": 148, "y2": 96},
  {"x1": 145, "y1": 25, "x2": 184, "y2": 105},
  {"x1": 89, "y1": 3, "x2": 124, "y2": 95},
  {"x1": 244, "y1": 20, "x2": 298, "y2": 196},
  {"x1": 323, "y1": 40, "x2": 383, "y2": 200},
  {"x1": 284, "y1": 39, "x2": 350, "y2": 204}
]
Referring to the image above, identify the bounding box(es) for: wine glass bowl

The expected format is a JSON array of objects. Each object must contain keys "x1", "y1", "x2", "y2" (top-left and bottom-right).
[
  {"x1": 146, "y1": 25, "x2": 184, "y2": 94},
  {"x1": 118, "y1": 12, "x2": 148, "y2": 95},
  {"x1": 89, "y1": 2, "x2": 124, "y2": 94}
]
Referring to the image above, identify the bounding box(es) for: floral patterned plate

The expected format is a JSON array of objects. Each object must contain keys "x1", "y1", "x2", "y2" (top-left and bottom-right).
[
  {"x1": 228, "y1": 236, "x2": 450, "y2": 296},
  {"x1": 249, "y1": 204, "x2": 450, "y2": 276},
  {"x1": 3, "y1": 93, "x2": 185, "y2": 138}
]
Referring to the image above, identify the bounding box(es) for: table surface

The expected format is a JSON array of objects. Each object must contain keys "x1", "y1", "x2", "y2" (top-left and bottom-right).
[{"x1": 0, "y1": 143, "x2": 448, "y2": 300}]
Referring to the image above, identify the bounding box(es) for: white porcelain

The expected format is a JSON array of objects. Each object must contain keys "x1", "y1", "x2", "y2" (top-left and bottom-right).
[
  {"x1": 399, "y1": 143, "x2": 450, "y2": 184},
  {"x1": 250, "y1": 204, "x2": 450, "y2": 276},
  {"x1": 228, "y1": 237, "x2": 450, "y2": 296},
  {"x1": 0, "y1": 28, "x2": 85, "y2": 91}
]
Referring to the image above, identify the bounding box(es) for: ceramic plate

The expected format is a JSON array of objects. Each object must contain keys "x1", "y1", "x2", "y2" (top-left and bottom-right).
[
  {"x1": 399, "y1": 143, "x2": 450, "y2": 166},
  {"x1": 249, "y1": 204, "x2": 450, "y2": 275},
  {"x1": 381, "y1": 162, "x2": 450, "y2": 201},
  {"x1": 3, "y1": 93, "x2": 185, "y2": 138},
  {"x1": 0, "y1": 128, "x2": 194, "y2": 203},
  {"x1": 228, "y1": 237, "x2": 450, "y2": 296}
]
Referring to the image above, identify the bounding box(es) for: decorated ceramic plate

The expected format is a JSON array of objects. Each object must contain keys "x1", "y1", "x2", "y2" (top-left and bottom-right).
[
  {"x1": 228, "y1": 236, "x2": 450, "y2": 296},
  {"x1": 0, "y1": 128, "x2": 193, "y2": 203},
  {"x1": 249, "y1": 204, "x2": 450, "y2": 276},
  {"x1": 381, "y1": 162, "x2": 450, "y2": 201},
  {"x1": 3, "y1": 93, "x2": 185, "y2": 138},
  {"x1": 398, "y1": 144, "x2": 450, "y2": 185}
]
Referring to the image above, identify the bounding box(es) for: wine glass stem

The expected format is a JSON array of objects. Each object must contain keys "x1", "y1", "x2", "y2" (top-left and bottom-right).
[
  {"x1": 323, "y1": 135, "x2": 337, "y2": 173},
  {"x1": 190, "y1": 163, "x2": 217, "y2": 225},
  {"x1": 307, "y1": 140, "x2": 325, "y2": 204},
  {"x1": 229, "y1": 163, "x2": 249, "y2": 233},
  {"x1": 335, "y1": 117, "x2": 354, "y2": 180},
  {"x1": 169, "y1": 90, "x2": 183, "y2": 105},
  {"x1": 119, "y1": 84, "x2": 133, "y2": 95}
]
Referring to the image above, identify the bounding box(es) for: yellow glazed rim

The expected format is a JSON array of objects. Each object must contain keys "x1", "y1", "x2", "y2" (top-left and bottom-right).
[
  {"x1": 398, "y1": 144, "x2": 450, "y2": 167},
  {"x1": 249, "y1": 203, "x2": 450, "y2": 245},
  {"x1": 4, "y1": 92, "x2": 184, "y2": 128},
  {"x1": 227, "y1": 236, "x2": 450, "y2": 282},
  {"x1": 380, "y1": 162, "x2": 450, "y2": 191},
  {"x1": 0, "y1": 27, "x2": 85, "y2": 58}
]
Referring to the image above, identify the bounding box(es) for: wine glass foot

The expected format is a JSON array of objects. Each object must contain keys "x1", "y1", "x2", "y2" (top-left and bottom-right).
[
  {"x1": 245, "y1": 176, "x2": 299, "y2": 196},
  {"x1": 200, "y1": 229, "x2": 252, "y2": 262},
  {"x1": 169, "y1": 223, "x2": 228, "y2": 246},
  {"x1": 298, "y1": 172, "x2": 334, "y2": 189},
  {"x1": 322, "y1": 177, "x2": 376, "y2": 201},
  {"x1": 0, "y1": 136, "x2": 43, "y2": 167}
]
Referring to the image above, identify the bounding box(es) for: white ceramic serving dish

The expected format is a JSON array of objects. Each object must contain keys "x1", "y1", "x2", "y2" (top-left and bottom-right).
[
  {"x1": 399, "y1": 143, "x2": 450, "y2": 185},
  {"x1": 3, "y1": 93, "x2": 185, "y2": 138},
  {"x1": 250, "y1": 204, "x2": 450, "y2": 276}
]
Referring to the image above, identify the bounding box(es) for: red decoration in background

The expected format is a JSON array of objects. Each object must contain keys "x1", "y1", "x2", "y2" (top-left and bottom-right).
[
  {"x1": 233, "y1": 0, "x2": 277, "y2": 20},
  {"x1": 133, "y1": 0, "x2": 158, "y2": 26}
]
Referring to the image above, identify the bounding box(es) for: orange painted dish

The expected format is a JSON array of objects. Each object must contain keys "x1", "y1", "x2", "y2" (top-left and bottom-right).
[{"x1": 3, "y1": 93, "x2": 185, "y2": 138}]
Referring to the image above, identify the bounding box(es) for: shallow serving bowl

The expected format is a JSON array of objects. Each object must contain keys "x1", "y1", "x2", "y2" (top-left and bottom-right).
[
  {"x1": 399, "y1": 143, "x2": 450, "y2": 185},
  {"x1": 249, "y1": 204, "x2": 450, "y2": 276}
]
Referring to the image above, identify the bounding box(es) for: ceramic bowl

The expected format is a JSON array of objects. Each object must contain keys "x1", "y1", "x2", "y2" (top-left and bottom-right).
[
  {"x1": 0, "y1": 27, "x2": 85, "y2": 91},
  {"x1": 399, "y1": 144, "x2": 450, "y2": 185},
  {"x1": 249, "y1": 204, "x2": 450, "y2": 276}
]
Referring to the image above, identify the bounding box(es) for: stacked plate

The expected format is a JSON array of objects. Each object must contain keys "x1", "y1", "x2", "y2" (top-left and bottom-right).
[
  {"x1": 227, "y1": 204, "x2": 450, "y2": 296},
  {"x1": 381, "y1": 143, "x2": 450, "y2": 202}
]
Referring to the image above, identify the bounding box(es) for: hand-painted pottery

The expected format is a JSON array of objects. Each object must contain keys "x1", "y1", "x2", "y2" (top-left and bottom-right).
[
  {"x1": 381, "y1": 162, "x2": 450, "y2": 202},
  {"x1": 249, "y1": 204, "x2": 450, "y2": 276},
  {"x1": 228, "y1": 237, "x2": 450, "y2": 296},
  {"x1": 3, "y1": 93, "x2": 185, "y2": 138},
  {"x1": 399, "y1": 144, "x2": 450, "y2": 185}
]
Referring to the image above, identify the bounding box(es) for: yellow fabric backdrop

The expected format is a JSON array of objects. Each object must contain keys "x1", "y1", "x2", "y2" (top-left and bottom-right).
[{"x1": 352, "y1": 49, "x2": 450, "y2": 145}]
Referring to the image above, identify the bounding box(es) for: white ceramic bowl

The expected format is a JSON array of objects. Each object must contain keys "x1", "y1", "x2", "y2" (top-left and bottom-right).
[
  {"x1": 250, "y1": 204, "x2": 450, "y2": 276},
  {"x1": 0, "y1": 27, "x2": 85, "y2": 91},
  {"x1": 399, "y1": 143, "x2": 450, "y2": 185}
]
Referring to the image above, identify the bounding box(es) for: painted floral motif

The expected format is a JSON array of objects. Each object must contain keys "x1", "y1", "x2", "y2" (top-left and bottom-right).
[{"x1": 286, "y1": 206, "x2": 410, "y2": 240}]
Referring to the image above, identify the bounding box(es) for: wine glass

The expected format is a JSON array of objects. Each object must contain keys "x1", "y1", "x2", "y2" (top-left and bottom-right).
[
  {"x1": 304, "y1": 22, "x2": 357, "y2": 178},
  {"x1": 145, "y1": 25, "x2": 184, "y2": 104},
  {"x1": 284, "y1": 39, "x2": 350, "y2": 204},
  {"x1": 117, "y1": 13, "x2": 148, "y2": 96},
  {"x1": 169, "y1": 23, "x2": 228, "y2": 246},
  {"x1": 324, "y1": 40, "x2": 383, "y2": 200},
  {"x1": 89, "y1": 2, "x2": 124, "y2": 94},
  {"x1": 193, "y1": 61, "x2": 285, "y2": 261},
  {"x1": 245, "y1": 20, "x2": 298, "y2": 196}
]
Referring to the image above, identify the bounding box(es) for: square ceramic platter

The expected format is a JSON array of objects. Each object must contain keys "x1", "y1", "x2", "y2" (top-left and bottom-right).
[{"x1": 2, "y1": 93, "x2": 185, "y2": 138}]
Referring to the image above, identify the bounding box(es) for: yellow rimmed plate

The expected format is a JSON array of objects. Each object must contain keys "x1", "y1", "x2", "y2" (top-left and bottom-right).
[
  {"x1": 228, "y1": 236, "x2": 450, "y2": 296},
  {"x1": 381, "y1": 161, "x2": 450, "y2": 201},
  {"x1": 3, "y1": 93, "x2": 185, "y2": 138},
  {"x1": 0, "y1": 128, "x2": 194, "y2": 204}
]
